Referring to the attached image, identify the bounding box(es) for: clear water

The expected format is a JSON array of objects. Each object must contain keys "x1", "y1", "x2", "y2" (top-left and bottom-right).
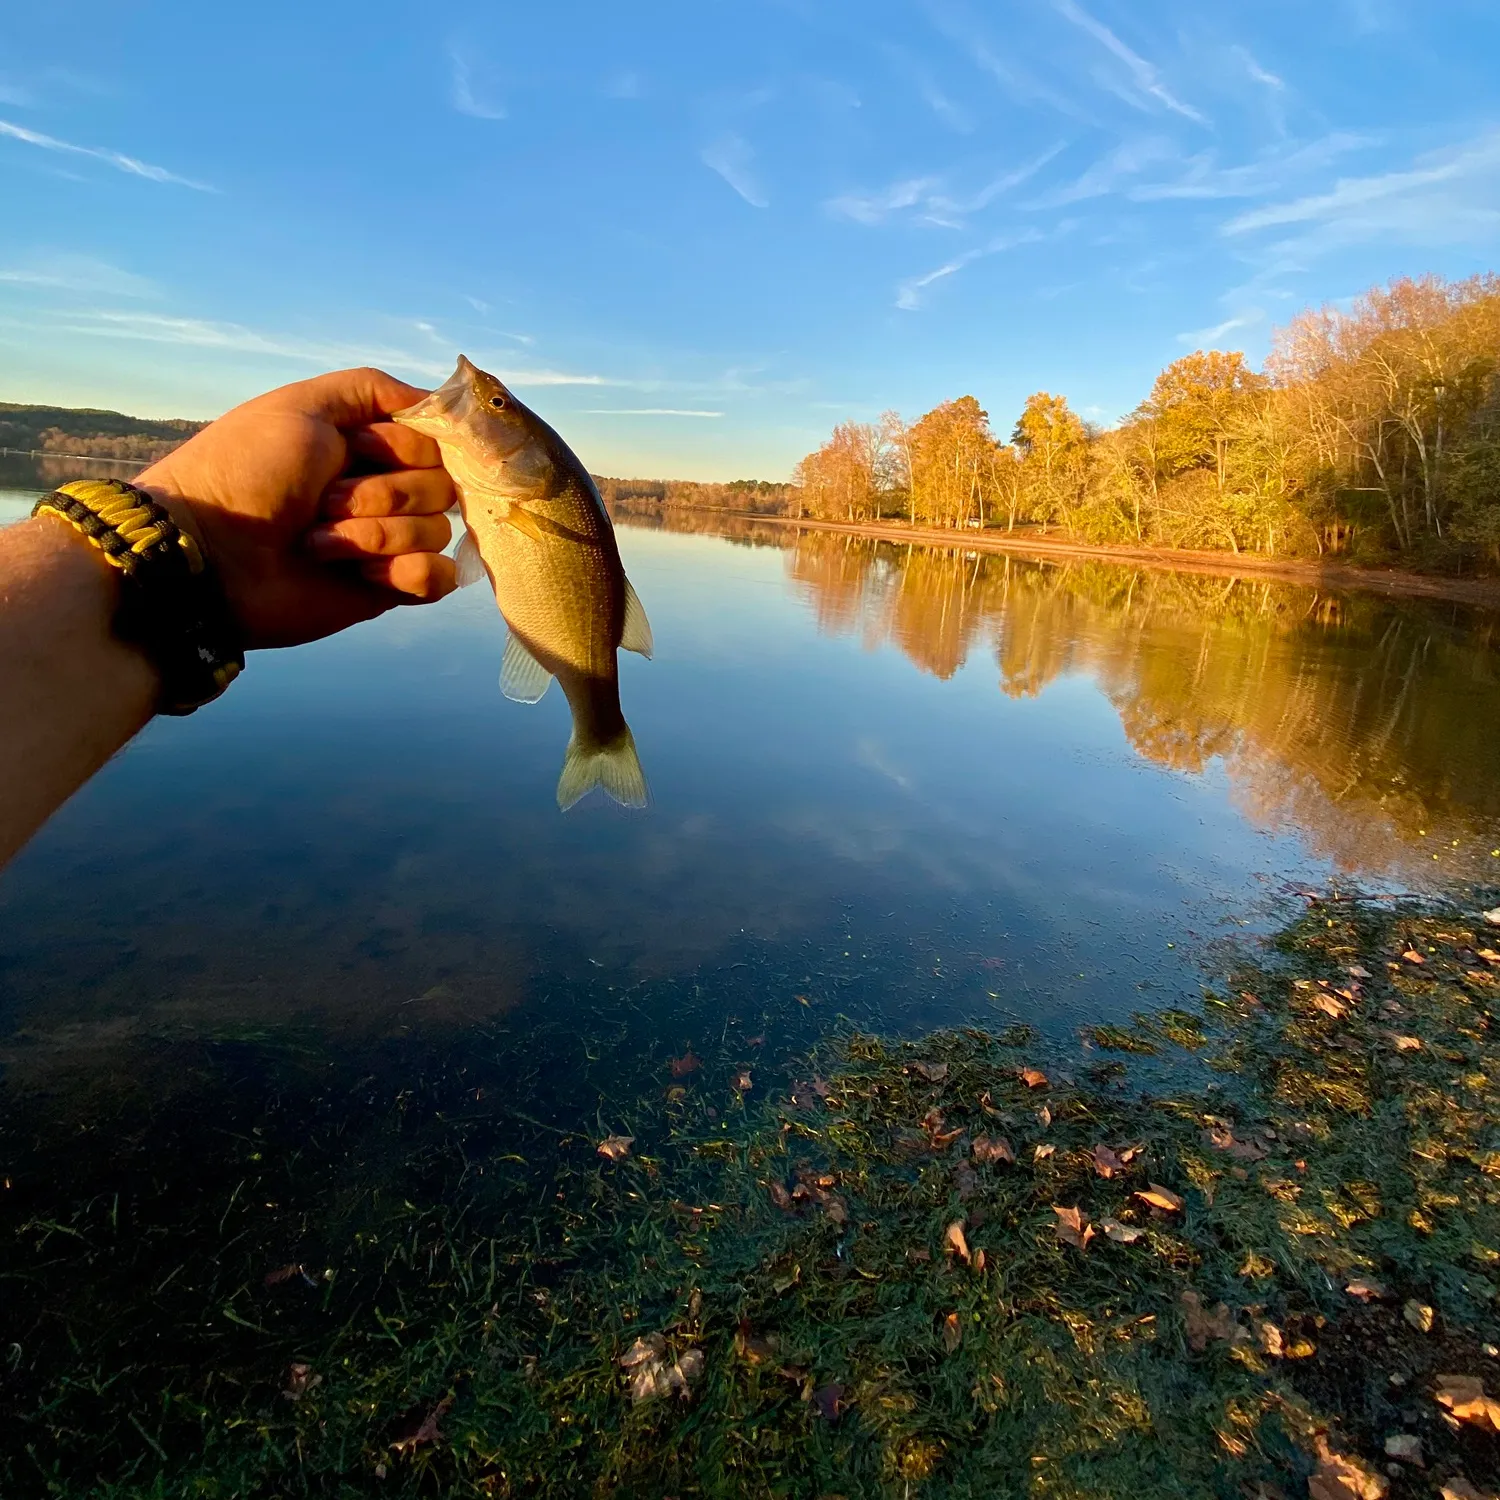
[{"x1": 1, "y1": 479, "x2": 1498, "y2": 1113}]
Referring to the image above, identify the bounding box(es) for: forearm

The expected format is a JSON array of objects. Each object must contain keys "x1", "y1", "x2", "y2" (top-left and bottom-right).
[{"x1": 0, "y1": 515, "x2": 159, "y2": 865}]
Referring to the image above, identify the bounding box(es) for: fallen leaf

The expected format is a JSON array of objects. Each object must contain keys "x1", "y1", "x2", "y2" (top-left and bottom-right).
[
  {"x1": 971, "y1": 1134, "x2": 1015, "y2": 1166},
  {"x1": 1307, "y1": 1435, "x2": 1390, "y2": 1500},
  {"x1": 597, "y1": 1135, "x2": 634, "y2": 1162},
  {"x1": 670, "y1": 1049, "x2": 701, "y2": 1078},
  {"x1": 1403, "y1": 1300, "x2": 1435, "y2": 1333},
  {"x1": 1401, "y1": 949, "x2": 1426, "y2": 965},
  {"x1": 910, "y1": 1061, "x2": 949, "y2": 1083},
  {"x1": 733, "y1": 1070, "x2": 753, "y2": 1092},
  {"x1": 811, "y1": 1077, "x2": 833, "y2": 1100},
  {"x1": 812, "y1": 1383, "x2": 846, "y2": 1422},
  {"x1": 978, "y1": 1090, "x2": 1005, "y2": 1119},
  {"x1": 1019, "y1": 1067, "x2": 1049, "y2": 1089},
  {"x1": 1053, "y1": 1204, "x2": 1095, "y2": 1250},
  {"x1": 1036, "y1": 1104, "x2": 1052, "y2": 1128},
  {"x1": 1382, "y1": 1433, "x2": 1422, "y2": 1465},
  {"x1": 953, "y1": 1162, "x2": 978, "y2": 1201},
  {"x1": 1100, "y1": 1217, "x2": 1143, "y2": 1244},
  {"x1": 1092, "y1": 1143, "x2": 1128, "y2": 1178},
  {"x1": 1483, "y1": 907, "x2": 1500, "y2": 927},
  {"x1": 1135, "y1": 1183, "x2": 1185, "y2": 1213},
  {"x1": 922, "y1": 1107, "x2": 962, "y2": 1148},
  {"x1": 768, "y1": 1181, "x2": 794, "y2": 1212},
  {"x1": 390, "y1": 1394, "x2": 454, "y2": 1453},
  {"x1": 1204, "y1": 1125, "x2": 1268, "y2": 1162},
  {"x1": 264, "y1": 1263, "x2": 303, "y2": 1287},
  {"x1": 620, "y1": 1334, "x2": 702, "y2": 1404},
  {"x1": 1345, "y1": 1278, "x2": 1388, "y2": 1301},
  {"x1": 1312, "y1": 993, "x2": 1347, "y2": 1019},
  {"x1": 1478, "y1": 949, "x2": 1500, "y2": 965},
  {"x1": 1179, "y1": 1290, "x2": 1240, "y2": 1352},
  {"x1": 944, "y1": 1219, "x2": 971, "y2": 1264},
  {"x1": 1440, "y1": 1479, "x2": 1494, "y2": 1500},
  {"x1": 973, "y1": 1247, "x2": 987, "y2": 1272},
  {"x1": 1434, "y1": 1374, "x2": 1500, "y2": 1432},
  {"x1": 941, "y1": 1311, "x2": 962, "y2": 1353},
  {"x1": 1390, "y1": 1034, "x2": 1422, "y2": 1052},
  {"x1": 746, "y1": 1034, "x2": 766, "y2": 1046},
  {"x1": 282, "y1": 1362, "x2": 321, "y2": 1400},
  {"x1": 1255, "y1": 1320, "x2": 1285, "y2": 1357},
  {"x1": 1347, "y1": 964, "x2": 1372, "y2": 979},
  {"x1": 1033, "y1": 1143, "x2": 1055, "y2": 1161}
]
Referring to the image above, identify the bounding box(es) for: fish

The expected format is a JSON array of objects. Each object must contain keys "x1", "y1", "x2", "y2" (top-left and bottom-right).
[{"x1": 393, "y1": 356, "x2": 651, "y2": 809}]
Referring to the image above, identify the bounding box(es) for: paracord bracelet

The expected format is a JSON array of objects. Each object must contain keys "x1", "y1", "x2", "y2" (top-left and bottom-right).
[{"x1": 32, "y1": 478, "x2": 245, "y2": 715}]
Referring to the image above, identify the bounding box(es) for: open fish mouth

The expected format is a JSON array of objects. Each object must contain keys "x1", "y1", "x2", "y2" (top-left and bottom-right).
[{"x1": 391, "y1": 356, "x2": 478, "y2": 435}]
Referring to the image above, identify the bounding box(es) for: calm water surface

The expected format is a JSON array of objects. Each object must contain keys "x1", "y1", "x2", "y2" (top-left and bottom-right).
[{"x1": 2, "y1": 480, "x2": 1498, "y2": 1117}]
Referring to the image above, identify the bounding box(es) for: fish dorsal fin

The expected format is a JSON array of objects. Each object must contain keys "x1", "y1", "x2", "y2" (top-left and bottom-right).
[
  {"x1": 504, "y1": 504, "x2": 548, "y2": 543},
  {"x1": 620, "y1": 578, "x2": 654, "y2": 659},
  {"x1": 453, "y1": 529, "x2": 487, "y2": 588},
  {"x1": 500, "y1": 633, "x2": 553, "y2": 704}
]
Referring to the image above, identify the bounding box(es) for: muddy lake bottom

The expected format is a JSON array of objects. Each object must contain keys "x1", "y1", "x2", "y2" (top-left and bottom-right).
[{"x1": 2, "y1": 482, "x2": 1500, "y2": 1494}]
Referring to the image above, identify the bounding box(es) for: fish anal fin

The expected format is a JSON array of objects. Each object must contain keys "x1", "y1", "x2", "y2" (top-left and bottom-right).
[
  {"x1": 500, "y1": 633, "x2": 554, "y2": 704},
  {"x1": 620, "y1": 578, "x2": 654, "y2": 659},
  {"x1": 454, "y1": 529, "x2": 487, "y2": 588},
  {"x1": 557, "y1": 728, "x2": 648, "y2": 811}
]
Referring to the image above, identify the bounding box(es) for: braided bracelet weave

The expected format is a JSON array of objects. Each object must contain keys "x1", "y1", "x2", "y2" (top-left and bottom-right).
[{"x1": 33, "y1": 478, "x2": 245, "y2": 715}]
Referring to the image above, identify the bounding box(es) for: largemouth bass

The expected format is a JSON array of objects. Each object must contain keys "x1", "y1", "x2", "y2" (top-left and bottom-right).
[{"x1": 393, "y1": 356, "x2": 651, "y2": 809}]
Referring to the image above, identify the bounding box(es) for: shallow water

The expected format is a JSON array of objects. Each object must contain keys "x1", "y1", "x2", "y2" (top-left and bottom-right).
[{"x1": 3, "y1": 479, "x2": 1498, "y2": 1115}]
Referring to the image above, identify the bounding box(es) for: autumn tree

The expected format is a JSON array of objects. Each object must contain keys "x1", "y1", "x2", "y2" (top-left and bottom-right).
[{"x1": 1011, "y1": 392, "x2": 1089, "y2": 533}]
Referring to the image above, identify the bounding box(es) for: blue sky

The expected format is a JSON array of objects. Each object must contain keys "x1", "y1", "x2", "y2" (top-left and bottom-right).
[{"x1": 2, "y1": 1, "x2": 1497, "y2": 480}]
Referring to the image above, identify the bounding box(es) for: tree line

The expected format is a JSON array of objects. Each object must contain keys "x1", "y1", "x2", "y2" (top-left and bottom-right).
[
  {"x1": 0, "y1": 403, "x2": 204, "y2": 463},
  {"x1": 789, "y1": 273, "x2": 1500, "y2": 570}
]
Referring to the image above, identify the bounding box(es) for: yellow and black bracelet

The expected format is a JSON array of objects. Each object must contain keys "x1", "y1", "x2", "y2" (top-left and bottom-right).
[{"x1": 32, "y1": 478, "x2": 245, "y2": 715}]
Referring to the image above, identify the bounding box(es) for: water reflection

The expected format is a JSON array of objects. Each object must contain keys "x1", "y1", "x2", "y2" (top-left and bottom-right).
[
  {"x1": 633, "y1": 511, "x2": 1499, "y2": 885},
  {"x1": 0, "y1": 479, "x2": 1496, "y2": 1108}
]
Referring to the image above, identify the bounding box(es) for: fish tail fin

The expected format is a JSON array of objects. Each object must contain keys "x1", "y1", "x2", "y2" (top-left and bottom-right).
[{"x1": 557, "y1": 727, "x2": 649, "y2": 811}]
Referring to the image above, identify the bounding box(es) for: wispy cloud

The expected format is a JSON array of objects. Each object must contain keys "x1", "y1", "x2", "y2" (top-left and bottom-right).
[
  {"x1": 700, "y1": 134, "x2": 768, "y2": 208},
  {"x1": 827, "y1": 176, "x2": 942, "y2": 226},
  {"x1": 927, "y1": 4, "x2": 1087, "y2": 119},
  {"x1": 49, "y1": 309, "x2": 617, "y2": 387},
  {"x1": 896, "y1": 228, "x2": 1046, "y2": 310},
  {"x1": 0, "y1": 253, "x2": 158, "y2": 297},
  {"x1": 1025, "y1": 136, "x2": 1174, "y2": 209},
  {"x1": 1131, "y1": 132, "x2": 1377, "y2": 202},
  {"x1": 1222, "y1": 127, "x2": 1500, "y2": 249},
  {"x1": 449, "y1": 44, "x2": 506, "y2": 120},
  {"x1": 1175, "y1": 312, "x2": 1259, "y2": 346},
  {"x1": 1051, "y1": 0, "x2": 1206, "y2": 123},
  {"x1": 0, "y1": 118, "x2": 215, "y2": 191},
  {"x1": 1234, "y1": 46, "x2": 1284, "y2": 93},
  {"x1": 828, "y1": 144, "x2": 1065, "y2": 230},
  {"x1": 580, "y1": 408, "x2": 724, "y2": 418}
]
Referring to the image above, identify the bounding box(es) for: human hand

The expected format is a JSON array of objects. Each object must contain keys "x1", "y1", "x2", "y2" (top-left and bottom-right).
[{"x1": 136, "y1": 366, "x2": 457, "y2": 650}]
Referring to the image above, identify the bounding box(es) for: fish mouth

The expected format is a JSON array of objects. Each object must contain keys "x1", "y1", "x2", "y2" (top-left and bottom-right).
[
  {"x1": 392, "y1": 355, "x2": 530, "y2": 459},
  {"x1": 391, "y1": 356, "x2": 478, "y2": 435}
]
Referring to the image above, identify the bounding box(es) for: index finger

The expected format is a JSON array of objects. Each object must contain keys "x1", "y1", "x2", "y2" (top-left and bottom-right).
[
  {"x1": 348, "y1": 422, "x2": 445, "y2": 471},
  {"x1": 287, "y1": 366, "x2": 433, "y2": 430}
]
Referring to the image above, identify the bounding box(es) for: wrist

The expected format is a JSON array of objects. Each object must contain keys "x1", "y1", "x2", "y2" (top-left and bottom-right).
[{"x1": 31, "y1": 479, "x2": 245, "y2": 715}]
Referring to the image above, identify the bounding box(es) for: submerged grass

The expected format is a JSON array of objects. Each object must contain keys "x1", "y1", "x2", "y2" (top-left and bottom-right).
[{"x1": 4, "y1": 895, "x2": 1500, "y2": 1497}]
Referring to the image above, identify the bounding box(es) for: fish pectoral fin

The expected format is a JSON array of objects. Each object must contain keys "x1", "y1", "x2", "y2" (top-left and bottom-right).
[
  {"x1": 453, "y1": 529, "x2": 487, "y2": 588},
  {"x1": 557, "y1": 728, "x2": 648, "y2": 811},
  {"x1": 620, "y1": 578, "x2": 654, "y2": 659},
  {"x1": 500, "y1": 633, "x2": 554, "y2": 704},
  {"x1": 502, "y1": 504, "x2": 549, "y2": 543}
]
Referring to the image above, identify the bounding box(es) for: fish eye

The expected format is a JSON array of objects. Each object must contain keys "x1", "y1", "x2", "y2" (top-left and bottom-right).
[{"x1": 489, "y1": 394, "x2": 506, "y2": 410}]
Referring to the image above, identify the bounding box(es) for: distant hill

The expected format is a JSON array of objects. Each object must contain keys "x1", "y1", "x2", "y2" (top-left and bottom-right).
[{"x1": 0, "y1": 402, "x2": 204, "y2": 463}]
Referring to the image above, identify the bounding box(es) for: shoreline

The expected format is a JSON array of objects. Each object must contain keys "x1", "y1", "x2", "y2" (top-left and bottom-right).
[{"x1": 668, "y1": 508, "x2": 1500, "y2": 609}]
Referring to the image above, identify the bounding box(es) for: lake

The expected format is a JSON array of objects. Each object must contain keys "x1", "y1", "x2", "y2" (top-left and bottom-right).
[
  {"x1": 4, "y1": 471, "x2": 1500, "y2": 1488},
  {"x1": 2, "y1": 479, "x2": 1498, "y2": 1105}
]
